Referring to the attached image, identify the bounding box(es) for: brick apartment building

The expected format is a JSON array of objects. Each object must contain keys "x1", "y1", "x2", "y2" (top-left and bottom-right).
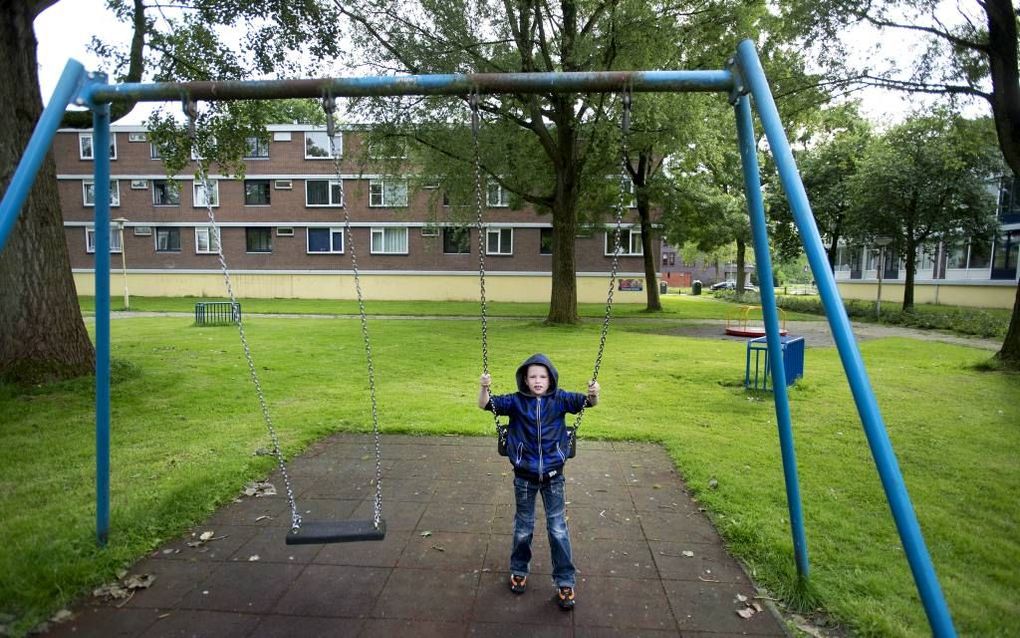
[{"x1": 55, "y1": 124, "x2": 658, "y2": 303}]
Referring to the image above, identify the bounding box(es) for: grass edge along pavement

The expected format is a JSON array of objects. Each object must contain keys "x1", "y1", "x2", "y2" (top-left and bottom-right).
[{"x1": 1, "y1": 313, "x2": 1018, "y2": 637}]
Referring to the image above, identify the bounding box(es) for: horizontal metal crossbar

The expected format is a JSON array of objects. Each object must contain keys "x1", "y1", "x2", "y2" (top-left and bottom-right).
[{"x1": 82, "y1": 70, "x2": 734, "y2": 105}]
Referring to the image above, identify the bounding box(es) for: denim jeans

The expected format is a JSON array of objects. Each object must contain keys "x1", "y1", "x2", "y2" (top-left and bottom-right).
[{"x1": 510, "y1": 474, "x2": 575, "y2": 588}]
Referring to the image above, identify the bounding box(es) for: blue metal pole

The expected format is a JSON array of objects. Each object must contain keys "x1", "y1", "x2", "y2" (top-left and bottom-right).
[
  {"x1": 734, "y1": 94, "x2": 809, "y2": 578},
  {"x1": 92, "y1": 97, "x2": 112, "y2": 547},
  {"x1": 734, "y1": 40, "x2": 956, "y2": 637},
  {"x1": 0, "y1": 60, "x2": 87, "y2": 253}
]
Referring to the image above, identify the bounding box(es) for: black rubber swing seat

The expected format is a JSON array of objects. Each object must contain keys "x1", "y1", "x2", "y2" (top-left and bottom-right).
[{"x1": 286, "y1": 519, "x2": 387, "y2": 545}]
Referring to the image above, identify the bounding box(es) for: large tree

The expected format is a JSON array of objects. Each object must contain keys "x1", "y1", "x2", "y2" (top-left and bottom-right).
[
  {"x1": 785, "y1": 0, "x2": 1020, "y2": 367},
  {"x1": 0, "y1": 0, "x2": 345, "y2": 383},
  {"x1": 850, "y1": 110, "x2": 1001, "y2": 311}
]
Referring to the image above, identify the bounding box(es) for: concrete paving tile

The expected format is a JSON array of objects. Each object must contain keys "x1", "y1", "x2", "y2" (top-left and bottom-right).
[
  {"x1": 372, "y1": 568, "x2": 480, "y2": 621},
  {"x1": 637, "y1": 509, "x2": 721, "y2": 544},
  {"x1": 482, "y1": 533, "x2": 552, "y2": 575},
  {"x1": 349, "y1": 499, "x2": 426, "y2": 531},
  {"x1": 397, "y1": 531, "x2": 489, "y2": 570},
  {"x1": 361, "y1": 618, "x2": 470, "y2": 637},
  {"x1": 575, "y1": 628, "x2": 681, "y2": 638},
  {"x1": 432, "y1": 479, "x2": 506, "y2": 505},
  {"x1": 469, "y1": 622, "x2": 574, "y2": 637},
  {"x1": 314, "y1": 528, "x2": 413, "y2": 567},
  {"x1": 118, "y1": 558, "x2": 218, "y2": 609},
  {"x1": 663, "y1": 579, "x2": 785, "y2": 635},
  {"x1": 567, "y1": 506, "x2": 645, "y2": 540},
  {"x1": 150, "y1": 525, "x2": 262, "y2": 561},
  {"x1": 470, "y1": 571, "x2": 575, "y2": 627},
  {"x1": 572, "y1": 575, "x2": 677, "y2": 631},
  {"x1": 565, "y1": 486, "x2": 635, "y2": 508},
  {"x1": 297, "y1": 475, "x2": 377, "y2": 500},
  {"x1": 416, "y1": 502, "x2": 496, "y2": 534},
  {"x1": 250, "y1": 615, "x2": 363, "y2": 637},
  {"x1": 177, "y1": 562, "x2": 304, "y2": 613},
  {"x1": 204, "y1": 497, "x2": 291, "y2": 528},
  {"x1": 45, "y1": 607, "x2": 162, "y2": 637},
  {"x1": 572, "y1": 538, "x2": 658, "y2": 579},
  {"x1": 227, "y1": 526, "x2": 322, "y2": 564},
  {"x1": 272, "y1": 564, "x2": 390, "y2": 618},
  {"x1": 139, "y1": 609, "x2": 260, "y2": 637},
  {"x1": 629, "y1": 486, "x2": 701, "y2": 514},
  {"x1": 650, "y1": 541, "x2": 752, "y2": 585}
]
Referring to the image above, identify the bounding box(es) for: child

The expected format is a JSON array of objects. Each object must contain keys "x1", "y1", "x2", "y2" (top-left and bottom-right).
[{"x1": 478, "y1": 353, "x2": 599, "y2": 610}]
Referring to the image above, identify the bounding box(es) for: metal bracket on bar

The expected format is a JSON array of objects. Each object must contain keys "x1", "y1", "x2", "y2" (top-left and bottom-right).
[
  {"x1": 322, "y1": 93, "x2": 337, "y2": 139},
  {"x1": 182, "y1": 98, "x2": 199, "y2": 142},
  {"x1": 725, "y1": 57, "x2": 748, "y2": 106},
  {"x1": 76, "y1": 71, "x2": 109, "y2": 109},
  {"x1": 621, "y1": 87, "x2": 632, "y2": 136},
  {"x1": 469, "y1": 91, "x2": 480, "y2": 137}
]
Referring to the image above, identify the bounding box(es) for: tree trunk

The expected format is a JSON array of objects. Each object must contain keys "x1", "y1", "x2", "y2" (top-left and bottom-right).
[
  {"x1": 0, "y1": 1, "x2": 95, "y2": 383},
  {"x1": 545, "y1": 103, "x2": 581, "y2": 325},
  {"x1": 634, "y1": 153, "x2": 660, "y2": 311},
  {"x1": 996, "y1": 282, "x2": 1020, "y2": 370},
  {"x1": 901, "y1": 242, "x2": 916, "y2": 312},
  {"x1": 985, "y1": 0, "x2": 1020, "y2": 178},
  {"x1": 735, "y1": 238, "x2": 746, "y2": 295}
]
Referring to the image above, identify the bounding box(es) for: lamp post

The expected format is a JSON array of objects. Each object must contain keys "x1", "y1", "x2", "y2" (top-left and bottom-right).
[
  {"x1": 113, "y1": 217, "x2": 129, "y2": 310},
  {"x1": 874, "y1": 236, "x2": 892, "y2": 320}
]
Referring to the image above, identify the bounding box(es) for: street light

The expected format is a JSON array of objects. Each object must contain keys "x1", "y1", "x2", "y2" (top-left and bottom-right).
[
  {"x1": 874, "y1": 236, "x2": 892, "y2": 320},
  {"x1": 113, "y1": 217, "x2": 129, "y2": 310}
]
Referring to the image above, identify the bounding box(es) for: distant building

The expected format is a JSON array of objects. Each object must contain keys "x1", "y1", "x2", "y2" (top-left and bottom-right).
[
  {"x1": 658, "y1": 240, "x2": 754, "y2": 288},
  {"x1": 56, "y1": 125, "x2": 659, "y2": 302}
]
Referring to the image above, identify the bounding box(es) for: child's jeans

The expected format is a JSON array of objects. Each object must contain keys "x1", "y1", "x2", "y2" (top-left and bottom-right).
[{"x1": 510, "y1": 474, "x2": 575, "y2": 588}]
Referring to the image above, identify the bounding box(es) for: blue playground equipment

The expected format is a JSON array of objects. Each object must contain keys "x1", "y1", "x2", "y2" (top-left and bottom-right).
[{"x1": 0, "y1": 39, "x2": 957, "y2": 636}]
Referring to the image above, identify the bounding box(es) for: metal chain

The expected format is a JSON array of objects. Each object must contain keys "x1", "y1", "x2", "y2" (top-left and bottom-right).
[
  {"x1": 184, "y1": 99, "x2": 303, "y2": 532},
  {"x1": 572, "y1": 89, "x2": 631, "y2": 432},
  {"x1": 471, "y1": 93, "x2": 502, "y2": 431},
  {"x1": 325, "y1": 97, "x2": 384, "y2": 528}
]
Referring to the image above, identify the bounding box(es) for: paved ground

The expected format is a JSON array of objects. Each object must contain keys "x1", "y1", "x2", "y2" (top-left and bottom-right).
[{"x1": 47, "y1": 435, "x2": 787, "y2": 637}]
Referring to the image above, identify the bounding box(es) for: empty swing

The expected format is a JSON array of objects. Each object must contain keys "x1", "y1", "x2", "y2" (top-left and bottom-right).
[
  {"x1": 185, "y1": 97, "x2": 386, "y2": 544},
  {"x1": 470, "y1": 90, "x2": 633, "y2": 456}
]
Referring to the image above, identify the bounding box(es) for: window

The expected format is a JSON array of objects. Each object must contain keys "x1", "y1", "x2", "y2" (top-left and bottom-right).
[
  {"x1": 443, "y1": 227, "x2": 471, "y2": 254},
  {"x1": 305, "y1": 179, "x2": 344, "y2": 206},
  {"x1": 193, "y1": 180, "x2": 219, "y2": 207},
  {"x1": 370, "y1": 227, "x2": 408, "y2": 254},
  {"x1": 969, "y1": 241, "x2": 991, "y2": 269},
  {"x1": 133, "y1": 226, "x2": 152, "y2": 237},
  {"x1": 129, "y1": 179, "x2": 148, "y2": 190},
  {"x1": 82, "y1": 180, "x2": 120, "y2": 207},
  {"x1": 948, "y1": 243, "x2": 968, "y2": 269},
  {"x1": 540, "y1": 228, "x2": 554, "y2": 255},
  {"x1": 85, "y1": 227, "x2": 122, "y2": 254},
  {"x1": 155, "y1": 228, "x2": 181, "y2": 252},
  {"x1": 150, "y1": 144, "x2": 162, "y2": 159},
  {"x1": 486, "y1": 228, "x2": 513, "y2": 255},
  {"x1": 619, "y1": 178, "x2": 637, "y2": 208},
  {"x1": 244, "y1": 136, "x2": 270, "y2": 159},
  {"x1": 998, "y1": 175, "x2": 1020, "y2": 222},
  {"x1": 487, "y1": 182, "x2": 510, "y2": 207},
  {"x1": 246, "y1": 227, "x2": 272, "y2": 253},
  {"x1": 605, "y1": 228, "x2": 643, "y2": 255},
  {"x1": 195, "y1": 226, "x2": 221, "y2": 254},
  {"x1": 78, "y1": 132, "x2": 116, "y2": 160},
  {"x1": 276, "y1": 227, "x2": 295, "y2": 237},
  {"x1": 128, "y1": 132, "x2": 147, "y2": 142},
  {"x1": 304, "y1": 131, "x2": 342, "y2": 158},
  {"x1": 152, "y1": 180, "x2": 180, "y2": 206},
  {"x1": 244, "y1": 180, "x2": 271, "y2": 205},
  {"x1": 307, "y1": 227, "x2": 345, "y2": 254},
  {"x1": 369, "y1": 179, "x2": 408, "y2": 207},
  {"x1": 274, "y1": 179, "x2": 293, "y2": 190},
  {"x1": 420, "y1": 225, "x2": 439, "y2": 237}
]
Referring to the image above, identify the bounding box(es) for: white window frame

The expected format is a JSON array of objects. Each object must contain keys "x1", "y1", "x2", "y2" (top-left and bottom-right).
[
  {"x1": 304, "y1": 131, "x2": 343, "y2": 159},
  {"x1": 127, "y1": 132, "x2": 147, "y2": 142},
  {"x1": 304, "y1": 179, "x2": 344, "y2": 207},
  {"x1": 85, "y1": 227, "x2": 122, "y2": 254},
  {"x1": 193, "y1": 180, "x2": 220, "y2": 207},
  {"x1": 244, "y1": 136, "x2": 270, "y2": 159},
  {"x1": 605, "y1": 228, "x2": 643, "y2": 256},
  {"x1": 487, "y1": 182, "x2": 510, "y2": 207},
  {"x1": 370, "y1": 227, "x2": 409, "y2": 254},
  {"x1": 152, "y1": 180, "x2": 180, "y2": 206},
  {"x1": 486, "y1": 227, "x2": 513, "y2": 255},
  {"x1": 306, "y1": 227, "x2": 345, "y2": 254},
  {"x1": 82, "y1": 180, "x2": 121, "y2": 207},
  {"x1": 369, "y1": 179, "x2": 408, "y2": 207},
  {"x1": 155, "y1": 227, "x2": 182, "y2": 252},
  {"x1": 78, "y1": 132, "x2": 117, "y2": 160},
  {"x1": 194, "y1": 226, "x2": 221, "y2": 254}
]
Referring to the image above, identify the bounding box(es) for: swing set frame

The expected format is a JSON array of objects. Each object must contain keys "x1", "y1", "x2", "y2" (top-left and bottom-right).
[{"x1": 0, "y1": 39, "x2": 956, "y2": 636}]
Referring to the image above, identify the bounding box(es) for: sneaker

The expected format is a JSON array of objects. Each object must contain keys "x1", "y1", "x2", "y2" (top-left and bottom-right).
[
  {"x1": 509, "y1": 574, "x2": 527, "y2": 594},
  {"x1": 556, "y1": 586, "x2": 575, "y2": 610}
]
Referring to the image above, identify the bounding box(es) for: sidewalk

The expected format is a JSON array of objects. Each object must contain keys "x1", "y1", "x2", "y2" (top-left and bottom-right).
[{"x1": 48, "y1": 434, "x2": 787, "y2": 637}]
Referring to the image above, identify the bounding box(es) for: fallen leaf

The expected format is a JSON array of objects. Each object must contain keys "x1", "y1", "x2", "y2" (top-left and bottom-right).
[
  {"x1": 248, "y1": 555, "x2": 260, "y2": 562},
  {"x1": 50, "y1": 610, "x2": 73, "y2": 624},
  {"x1": 736, "y1": 607, "x2": 756, "y2": 619},
  {"x1": 420, "y1": 531, "x2": 432, "y2": 537},
  {"x1": 199, "y1": 531, "x2": 214, "y2": 541},
  {"x1": 681, "y1": 550, "x2": 694, "y2": 557},
  {"x1": 735, "y1": 593, "x2": 748, "y2": 603},
  {"x1": 431, "y1": 545, "x2": 446, "y2": 552}
]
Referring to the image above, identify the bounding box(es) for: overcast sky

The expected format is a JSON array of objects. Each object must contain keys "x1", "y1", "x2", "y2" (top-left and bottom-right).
[{"x1": 33, "y1": 0, "x2": 986, "y2": 127}]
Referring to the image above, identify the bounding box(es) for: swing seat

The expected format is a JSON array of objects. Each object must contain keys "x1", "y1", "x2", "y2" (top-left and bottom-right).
[{"x1": 286, "y1": 519, "x2": 387, "y2": 545}]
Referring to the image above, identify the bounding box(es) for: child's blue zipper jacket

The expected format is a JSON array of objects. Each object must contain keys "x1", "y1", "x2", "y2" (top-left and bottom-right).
[{"x1": 486, "y1": 354, "x2": 589, "y2": 478}]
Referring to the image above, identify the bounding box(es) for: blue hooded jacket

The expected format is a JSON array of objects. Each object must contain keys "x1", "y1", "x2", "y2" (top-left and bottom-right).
[{"x1": 487, "y1": 353, "x2": 589, "y2": 477}]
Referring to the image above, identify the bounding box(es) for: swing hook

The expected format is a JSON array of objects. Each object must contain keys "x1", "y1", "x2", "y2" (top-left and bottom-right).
[
  {"x1": 621, "y1": 87, "x2": 632, "y2": 137},
  {"x1": 469, "y1": 91, "x2": 481, "y2": 138},
  {"x1": 182, "y1": 97, "x2": 199, "y2": 142},
  {"x1": 322, "y1": 93, "x2": 337, "y2": 139}
]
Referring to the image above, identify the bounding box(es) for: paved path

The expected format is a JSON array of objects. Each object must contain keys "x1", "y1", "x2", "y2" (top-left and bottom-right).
[{"x1": 48, "y1": 435, "x2": 786, "y2": 637}]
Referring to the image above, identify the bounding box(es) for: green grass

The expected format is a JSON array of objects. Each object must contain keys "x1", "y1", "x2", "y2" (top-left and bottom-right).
[{"x1": 1, "y1": 313, "x2": 1018, "y2": 636}]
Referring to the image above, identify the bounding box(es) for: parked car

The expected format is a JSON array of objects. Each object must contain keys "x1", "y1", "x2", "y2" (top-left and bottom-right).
[{"x1": 709, "y1": 280, "x2": 758, "y2": 292}]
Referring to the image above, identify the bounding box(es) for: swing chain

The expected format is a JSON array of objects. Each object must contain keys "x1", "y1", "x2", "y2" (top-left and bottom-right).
[
  {"x1": 324, "y1": 98, "x2": 383, "y2": 529},
  {"x1": 182, "y1": 98, "x2": 303, "y2": 532},
  {"x1": 470, "y1": 93, "x2": 502, "y2": 430},
  {"x1": 572, "y1": 87, "x2": 631, "y2": 432}
]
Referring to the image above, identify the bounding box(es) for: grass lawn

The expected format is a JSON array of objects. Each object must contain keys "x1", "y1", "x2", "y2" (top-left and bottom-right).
[{"x1": 1, "y1": 303, "x2": 1018, "y2": 636}]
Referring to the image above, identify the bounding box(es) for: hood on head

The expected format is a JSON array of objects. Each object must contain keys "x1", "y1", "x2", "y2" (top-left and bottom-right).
[{"x1": 515, "y1": 353, "x2": 559, "y2": 395}]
